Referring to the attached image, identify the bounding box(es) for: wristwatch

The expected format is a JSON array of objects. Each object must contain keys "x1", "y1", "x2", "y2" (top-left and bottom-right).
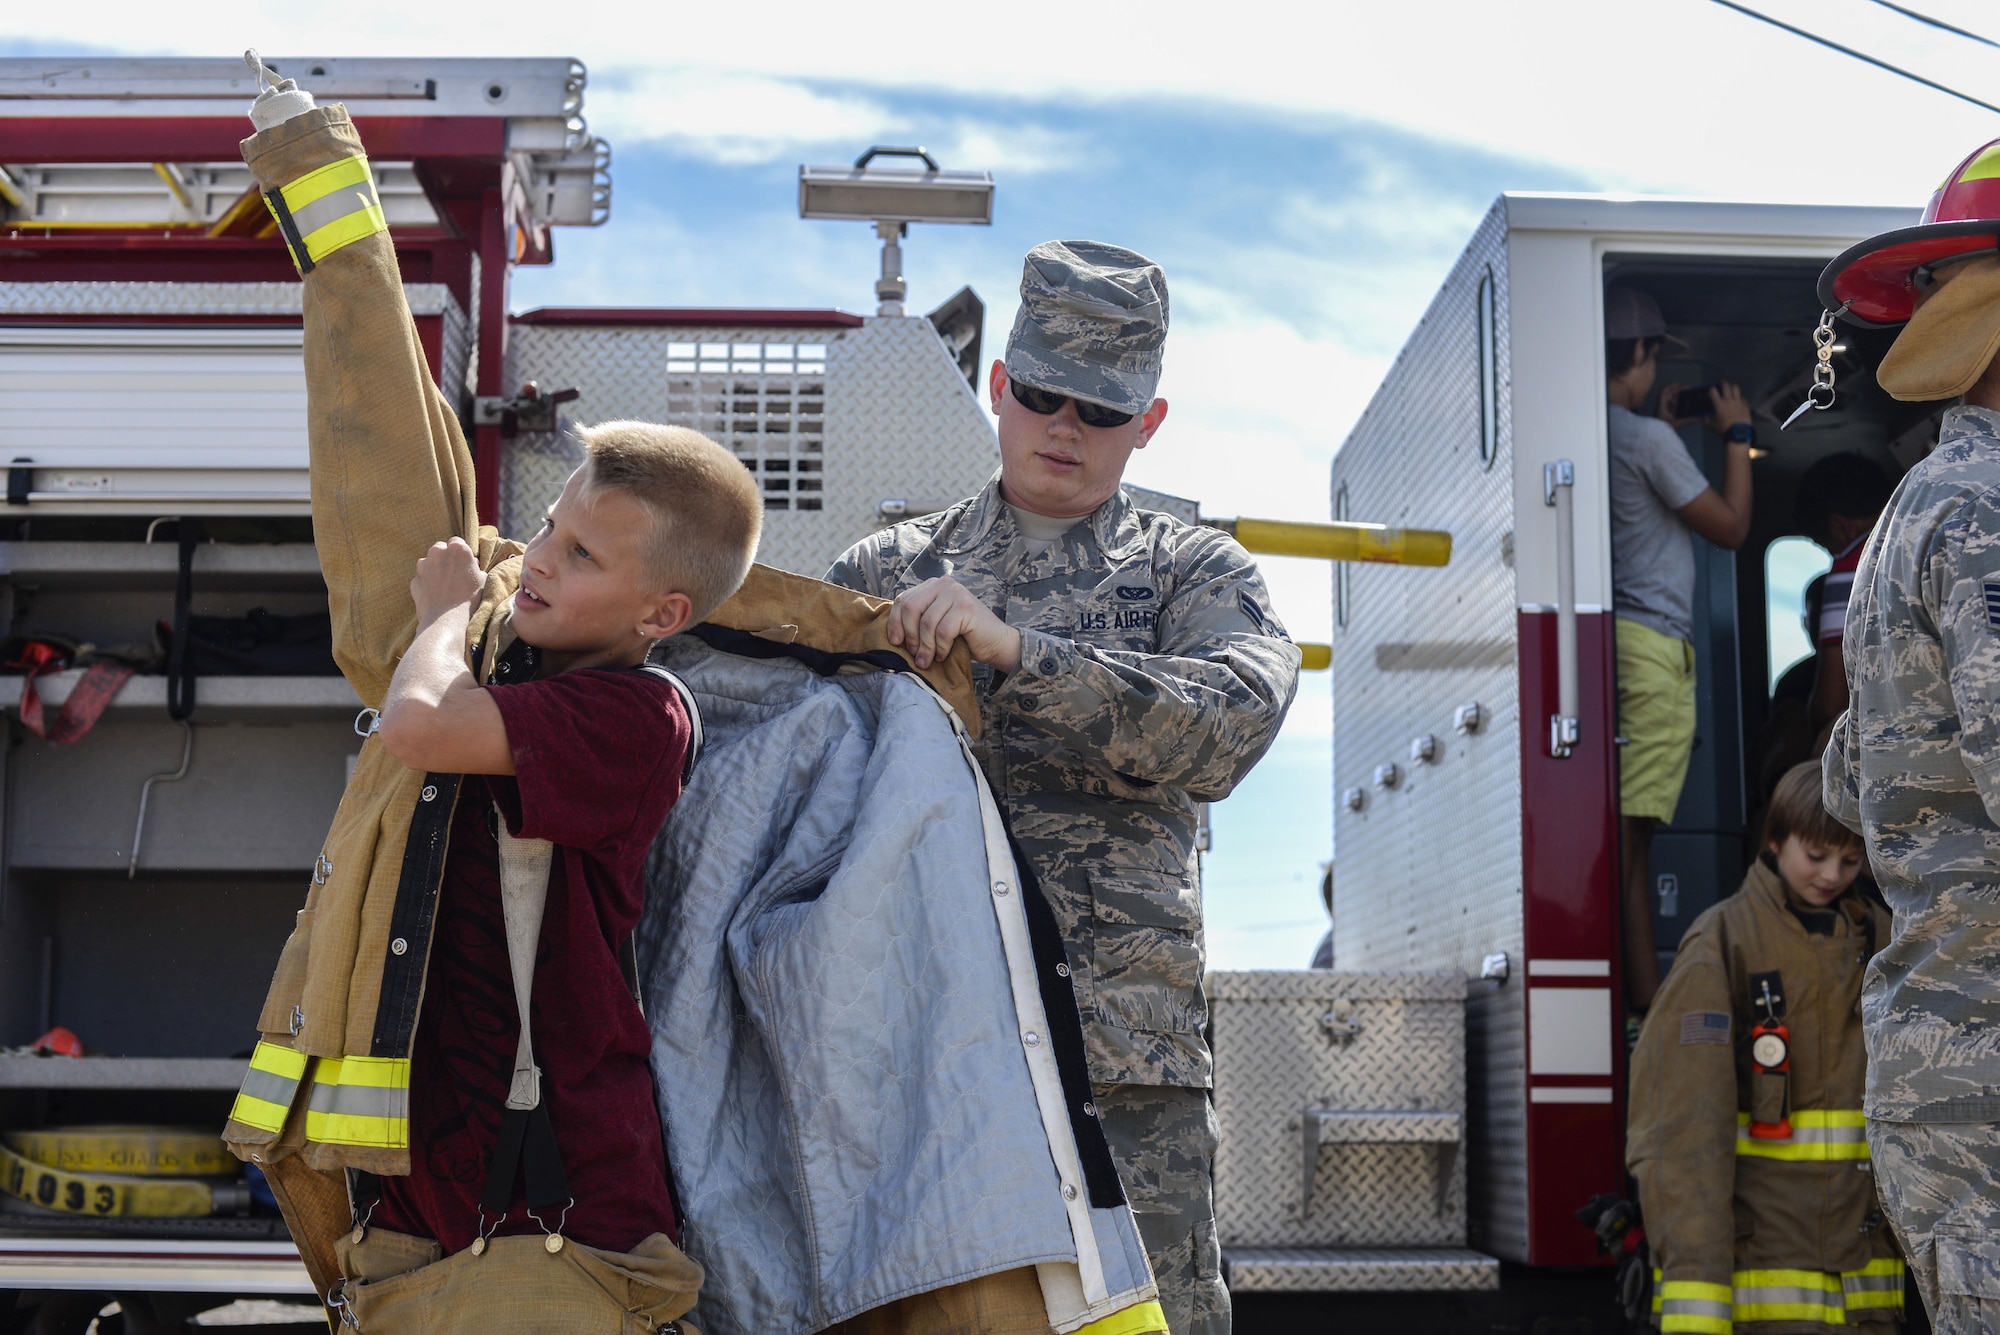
[{"x1": 1727, "y1": 422, "x2": 1756, "y2": 446}]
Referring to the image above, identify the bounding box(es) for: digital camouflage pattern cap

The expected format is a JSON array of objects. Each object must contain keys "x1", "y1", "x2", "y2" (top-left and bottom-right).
[{"x1": 1005, "y1": 240, "x2": 1168, "y2": 415}]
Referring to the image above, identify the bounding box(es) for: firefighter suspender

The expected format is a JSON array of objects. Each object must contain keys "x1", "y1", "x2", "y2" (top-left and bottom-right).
[
  {"x1": 476, "y1": 818, "x2": 573, "y2": 1253},
  {"x1": 473, "y1": 664, "x2": 704, "y2": 1253}
]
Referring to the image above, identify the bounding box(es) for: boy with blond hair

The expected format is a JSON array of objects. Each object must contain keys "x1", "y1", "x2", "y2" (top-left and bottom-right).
[{"x1": 219, "y1": 69, "x2": 759, "y2": 1329}]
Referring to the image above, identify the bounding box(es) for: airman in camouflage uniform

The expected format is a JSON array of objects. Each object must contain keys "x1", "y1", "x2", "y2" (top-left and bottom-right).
[
  {"x1": 826, "y1": 241, "x2": 1301, "y2": 1335},
  {"x1": 1824, "y1": 241, "x2": 2000, "y2": 1330}
]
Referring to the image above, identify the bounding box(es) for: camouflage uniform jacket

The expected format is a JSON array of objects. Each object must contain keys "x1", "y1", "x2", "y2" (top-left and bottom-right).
[
  {"x1": 1826, "y1": 403, "x2": 2000, "y2": 1123},
  {"x1": 826, "y1": 476, "x2": 1301, "y2": 1088}
]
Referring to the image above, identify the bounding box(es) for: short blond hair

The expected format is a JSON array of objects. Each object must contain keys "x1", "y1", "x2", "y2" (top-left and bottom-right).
[{"x1": 574, "y1": 420, "x2": 762, "y2": 622}]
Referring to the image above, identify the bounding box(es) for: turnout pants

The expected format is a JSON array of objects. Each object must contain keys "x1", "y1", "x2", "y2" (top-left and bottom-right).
[
  {"x1": 1095, "y1": 1085, "x2": 1228, "y2": 1335},
  {"x1": 1870, "y1": 1120, "x2": 2000, "y2": 1333}
]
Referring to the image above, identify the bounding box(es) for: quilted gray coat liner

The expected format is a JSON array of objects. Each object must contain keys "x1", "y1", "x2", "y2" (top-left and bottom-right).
[{"x1": 638, "y1": 641, "x2": 1156, "y2": 1335}]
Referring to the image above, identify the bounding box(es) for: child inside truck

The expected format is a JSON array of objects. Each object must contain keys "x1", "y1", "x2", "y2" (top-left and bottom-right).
[
  {"x1": 218, "y1": 67, "x2": 762, "y2": 1330},
  {"x1": 1603, "y1": 284, "x2": 1757, "y2": 1012},
  {"x1": 1627, "y1": 761, "x2": 1902, "y2": 1332}
]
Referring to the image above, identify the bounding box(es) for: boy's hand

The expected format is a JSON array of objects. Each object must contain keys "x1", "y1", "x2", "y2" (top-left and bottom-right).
[
  {"x1": 888, "y1": 577, "x2": 1022, "y2": 673},
  {"x1": 410, "y1": 538, "x2": 483, "y2": 624},
  {"x1": 1709, "y1": 381, "x2": 1753, "y2": 436}
]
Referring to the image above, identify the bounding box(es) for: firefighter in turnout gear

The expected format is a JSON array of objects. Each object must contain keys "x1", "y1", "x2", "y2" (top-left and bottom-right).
[{"x1": 1627, "y1": 762, "x2": 1903, "y2": 1331}]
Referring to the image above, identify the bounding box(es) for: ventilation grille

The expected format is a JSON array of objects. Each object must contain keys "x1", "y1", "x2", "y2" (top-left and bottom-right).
[{"x1": 665, "y1": 342, "x2": 827, "y2": 511}]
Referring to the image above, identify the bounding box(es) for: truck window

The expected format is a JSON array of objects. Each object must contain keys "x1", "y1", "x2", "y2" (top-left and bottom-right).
[{"x1": 1765, "y1": 535, "x2": 1832, "y2": 692}]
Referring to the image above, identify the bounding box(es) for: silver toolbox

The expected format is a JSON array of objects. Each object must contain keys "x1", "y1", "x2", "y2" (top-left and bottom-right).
[{"x1": 1211, "y1": 970, "x2": 1468, "y2": 1250}]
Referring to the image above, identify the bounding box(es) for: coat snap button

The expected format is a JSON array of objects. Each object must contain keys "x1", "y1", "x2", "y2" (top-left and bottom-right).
[
  {"x1": 1056, "y1": 963, "x2": 1070, "y2": 978},
  {"x1": 1023, "y1": 1031, "x2": 1041, "y2": 1047},
  {"x1": 421, "y1": 785, "x2": 438, "y2": 802},
  {"x1": 1082, "y1": 1101, "x2": 1096, "y2": 1117},
  {"x1": 993, "y1": 881, "x2": 1010, "y2": 896},
  {"x1": 1062, "y1": 1183, "x2": 1078, "y2": 1201},
  {"x1": 390, "y1": 937, "x2": 408, "y2": 956}
]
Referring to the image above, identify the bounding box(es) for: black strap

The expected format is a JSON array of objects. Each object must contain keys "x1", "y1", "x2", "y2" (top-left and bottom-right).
[
  {"x1": 1003, "y1": 823, "x2": 1126, "y2": 1210},
  {"x1": 166, "y1": 522, "x2": 200, "y2": 721},
  {"x1": 346, "y1": 1168, "x2": 381, "y2": 1229},
  {"x1": 480, "y1": 1100, "x2": 570, "y2": 1215},
  {"x1": 684, "y1": 621, "x2": 913, "y2": 682}
]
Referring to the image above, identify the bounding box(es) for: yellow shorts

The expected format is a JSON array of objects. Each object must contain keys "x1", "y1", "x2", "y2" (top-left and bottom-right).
[{"x1": 1616, "y1": 617, "x2": 1696, "y2": 822}]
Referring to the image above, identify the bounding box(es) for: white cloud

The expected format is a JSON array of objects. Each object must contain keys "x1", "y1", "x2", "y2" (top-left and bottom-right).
[
  {"x1": 587, "y1": 68, "x2": 903, "y2": 164},
  {"x1": 21, "y1": 0, "x2": 2000, "y2": 205}
]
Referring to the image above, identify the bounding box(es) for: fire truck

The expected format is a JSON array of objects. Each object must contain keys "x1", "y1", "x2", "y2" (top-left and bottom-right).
[
  {"x1": 1322, "y1": 193, "x2": 1922, "y2": 1273},
  {"x1": 0, "y1": 52, "x2": 1928, "y2": 1335}
]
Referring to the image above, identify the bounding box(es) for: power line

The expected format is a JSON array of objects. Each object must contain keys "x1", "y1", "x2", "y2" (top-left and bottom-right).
[
  {"x1": 1868, "y1": 0, "x2": 2000, "y2": 52},
  {"x1": 1707, "y1": 0, "x2": 2000, "y2": 116}
]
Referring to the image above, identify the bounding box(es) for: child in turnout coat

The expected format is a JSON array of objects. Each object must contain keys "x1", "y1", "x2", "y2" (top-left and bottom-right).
[{"x1": 1627, "y1": 761, "x2": 1902, "y2": 1333}]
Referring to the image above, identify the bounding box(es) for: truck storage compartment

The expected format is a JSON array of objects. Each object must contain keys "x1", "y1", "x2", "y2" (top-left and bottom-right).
[{"x1": 1211, "y1": 969, "x2": 1497, "y2": 1292}]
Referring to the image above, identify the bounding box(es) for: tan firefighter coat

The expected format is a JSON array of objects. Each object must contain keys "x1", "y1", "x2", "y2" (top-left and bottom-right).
[
  {"x1": 1628, "y1": 858, "x2": 1902, "y2": 1333},
  {"x1": 214, "y1": 104, "x2": 982, "y2": 1307}
]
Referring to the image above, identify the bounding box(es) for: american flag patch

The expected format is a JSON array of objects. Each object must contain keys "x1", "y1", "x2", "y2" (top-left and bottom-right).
[
  {"x1": 1680, "y1": 1011, "x2": 1731, "y2": 1046},
  {"x1": 1986, "y1": 582, "x2": 2000, "y2": 631}
]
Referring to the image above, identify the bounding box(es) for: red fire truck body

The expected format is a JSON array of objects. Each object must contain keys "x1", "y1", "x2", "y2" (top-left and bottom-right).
[{"x1": 1329, "y1": 193, "x2": 1919, "y2": 1265}]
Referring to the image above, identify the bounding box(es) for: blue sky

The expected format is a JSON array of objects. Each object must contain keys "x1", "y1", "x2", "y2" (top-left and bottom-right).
[
  {"x1": 507, "y1": 83, "x2": 1592, "y2": 967},
  {"x1": 11, "y1": 0, "x2": 2000, "y2": 965}
]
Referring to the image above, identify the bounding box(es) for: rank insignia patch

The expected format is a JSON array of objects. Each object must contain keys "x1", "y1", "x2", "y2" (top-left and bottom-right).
[{"x1": 1986, "y1": 581, "x2": 2000, "y2": 631}]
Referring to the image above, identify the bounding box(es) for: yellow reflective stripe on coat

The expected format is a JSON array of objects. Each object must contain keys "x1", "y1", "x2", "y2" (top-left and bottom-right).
[
  {"x1": 1658, "y1": 1278, "x2": 1732, "y2": 1334},
  {"x1": 263, "y1": 155, "x2": 387, "y2": 274},
  {"x1": 1072, "y1": 1301, "x2": 1169, "y2": 1335},
  {"x1": 1734, "y1": 1108, "x2": 1870, "y2": 1160},
  {"x1": 304, "y1": 1055, "x2": 410, "y2": 1148},
  {"x1": 1843, "y1": 1257, "x2": 1907, "y2": 1312},
  {"x1": 1733, "y1": 1267, "x2": 1845, "y2": 1323},
  {"x1": 1654, "y1": 1260, "x2": 1904, "y2": 1327},
  {"x1": 228, "y1": 1040, "x2": 309, "y2": 1133}
]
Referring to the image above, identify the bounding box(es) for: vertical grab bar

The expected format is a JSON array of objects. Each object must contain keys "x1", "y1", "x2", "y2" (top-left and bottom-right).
[{"x1": 1545, "y1": 461, "x2": 1579, "y2": 759}]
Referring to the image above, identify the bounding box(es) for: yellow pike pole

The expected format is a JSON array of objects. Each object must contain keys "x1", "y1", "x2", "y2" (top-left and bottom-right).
[
  {"x1": 1200, "y1": 517, "x2": 1452, "y2": 670},
  {"x1": 1204, "y1": 517, "x2": 1453, "y2": 567}
]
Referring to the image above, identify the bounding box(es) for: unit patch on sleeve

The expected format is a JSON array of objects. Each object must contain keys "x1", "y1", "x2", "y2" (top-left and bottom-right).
[
  {"x1": 1680, "y1": 1011, "x2": 1731, "y2": 1046},
  {"x1": 1985, "y1": 581, "x2": 2000, "y2": 631}
]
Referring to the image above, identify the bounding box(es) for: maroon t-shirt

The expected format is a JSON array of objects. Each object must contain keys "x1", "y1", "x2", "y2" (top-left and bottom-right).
[{"x1": 372, "y1": 666, "x2": 690, "y2": 1255}]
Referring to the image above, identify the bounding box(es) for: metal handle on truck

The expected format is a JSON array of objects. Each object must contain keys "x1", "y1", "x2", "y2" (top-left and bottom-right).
[{"x1": 1544, "y1": 461, "x2": 1579, "y2": 759}]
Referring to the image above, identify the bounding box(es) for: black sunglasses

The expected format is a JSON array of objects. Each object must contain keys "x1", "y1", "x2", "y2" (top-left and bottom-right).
[{"x1": 1009, "y1": 379, "x2": 1135, "y2": 429}]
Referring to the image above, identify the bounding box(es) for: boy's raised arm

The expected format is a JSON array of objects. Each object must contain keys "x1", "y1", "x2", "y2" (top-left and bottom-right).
[{"x1": 239, "y1": 101, "x2": 488, "y2": 706}]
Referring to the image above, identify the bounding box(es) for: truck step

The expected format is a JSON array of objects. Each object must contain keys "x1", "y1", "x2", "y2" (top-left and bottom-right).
[{"x1": 1223, "y1": 1246, "x2": 1501, "y2": 1293}]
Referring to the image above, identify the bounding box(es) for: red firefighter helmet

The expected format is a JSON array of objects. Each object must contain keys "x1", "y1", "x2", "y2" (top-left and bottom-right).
[{"x1": 1821, "y1": 139, "x2": 2000, "y2": 327}]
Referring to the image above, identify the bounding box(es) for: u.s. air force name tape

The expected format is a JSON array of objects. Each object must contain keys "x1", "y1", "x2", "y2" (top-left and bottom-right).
[
  {"x1": 5, "y1": 1125, "x2": 232, "y2": 1177},
  {"x1": 0, "y1": 1140, "x2": 248, "y2": 1218}
]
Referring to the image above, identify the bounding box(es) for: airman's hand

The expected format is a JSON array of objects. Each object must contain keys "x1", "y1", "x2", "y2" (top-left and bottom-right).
[
  {"x1": 410, "y1": 538, "x2": 483, "y2": 625},
  {"x1": 887, "y1": 577, "x2": 1023, "y2": 673}
]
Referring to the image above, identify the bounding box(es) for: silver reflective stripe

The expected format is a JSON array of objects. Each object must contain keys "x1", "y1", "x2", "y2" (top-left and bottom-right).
[
  {"x1": 1846, "y1": 1271, "x2": 1903, "y2": 1295},
  {"x1": 238, "y1": 1065, "x2": 301, "y2": 1108},
  {"x1": 288, "y1": 179, "x2": 381, "y2": 241},
  {"x1": 1660, "y1": 1297, "x2": 1731, "y2": 1320},
  {"x1": 308, "y1": 1079, "x2": 408, "y2": 1121},
  {"x1": 1734, "y1": 1282, "x2": 1842, "y2": 1310}
]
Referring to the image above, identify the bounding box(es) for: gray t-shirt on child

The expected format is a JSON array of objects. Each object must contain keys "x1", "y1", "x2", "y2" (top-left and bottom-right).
[{"x1": 1608, "y1": 405, "x2": 1712, "y2": 642}]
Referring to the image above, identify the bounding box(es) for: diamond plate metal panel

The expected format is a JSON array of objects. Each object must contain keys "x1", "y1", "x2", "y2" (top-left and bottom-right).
[
  {"x1": 1327, "y1": 201, "x2": 1527, "y2": 1258},
  {"x1": 504, "y1": 317, "x2": 997, "y2": 573},
  {"x1": 1211, "y1": 970, "x2": 1466, "y2": 1250},
  {"x1": 0, "y1": 280, "x2": 457, "y2": 317},
  {"x1": 1223, "y1": 1247, "x2": 1500, "y2": 1293}
]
